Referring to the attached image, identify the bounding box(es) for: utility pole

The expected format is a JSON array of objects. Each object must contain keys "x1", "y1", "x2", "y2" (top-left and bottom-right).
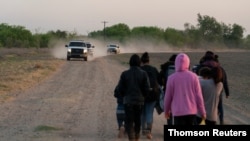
[{"x1": 101, "y1": 21, "x2": 108, "y2": 41}]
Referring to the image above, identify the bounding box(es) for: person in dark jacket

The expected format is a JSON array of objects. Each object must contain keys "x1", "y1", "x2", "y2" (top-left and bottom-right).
[
  {"x1": 116, "y1": 54, "x2": 150, "y2": 141},
  {"x1": 197, "y1": 51, "x2": 230, "y2": 125},
  {"x1": 159, "y1": 54, "x2": 177, "y2": 125},
  {"x1": 159, "y1": 54, "x2": 177, "y2": 93},
  {"x1": 140, "y1": 52, "x2": 160, "y2": 139}
]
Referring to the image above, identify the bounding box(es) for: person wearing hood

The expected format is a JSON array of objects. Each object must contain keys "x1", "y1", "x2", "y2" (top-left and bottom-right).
[
  {"x1": 164, "y1": 53, "x2": 206, "y2": 125},
  {"x1": 116, "y1": 54, "x2": 150, "y2": 141}
]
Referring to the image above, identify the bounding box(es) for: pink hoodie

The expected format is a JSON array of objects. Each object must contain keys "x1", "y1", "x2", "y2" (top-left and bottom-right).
[{"x1": 164, "y1": 53, "x2": 206, "y2": 117}]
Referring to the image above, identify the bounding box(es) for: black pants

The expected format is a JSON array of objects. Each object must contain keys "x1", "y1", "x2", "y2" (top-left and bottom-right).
[
  {"x1": 218, "y1": 94, "x2": 224, "y2": 124},
  {"x1": 167, "y1": 113, "x2": 173, "y2": 125},
  {"x1": 174, "y1": 115, "x2": 197, "y2": 125},
  {"x1": 124, "y1": 104, "x2": 143, "y2": 140}
]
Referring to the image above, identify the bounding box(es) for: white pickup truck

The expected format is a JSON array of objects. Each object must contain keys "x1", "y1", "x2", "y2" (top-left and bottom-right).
[
  {"x1": 107, "y1": 44, "x2": 120, "y2": 54},
  {"x1": 65, "y1": 40, "x2": 88, "y2": 61}
]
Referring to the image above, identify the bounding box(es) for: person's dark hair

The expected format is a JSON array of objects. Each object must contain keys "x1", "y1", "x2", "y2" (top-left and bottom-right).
[
  {"x1": 169, "y1": 54, "x2": 177, "y2": 62},
  {"x1": 129, "y1": 54, "x2": 141, "y2": 67},
  {"x1": 141, "y1": 52, "x2": 149, "y2": 63},
  {"x1": 199, "y1": 66, "x2": 223, "y2": 84},
  {"x1": 214, "y1": 54, "x2": 219, "y2": 62},
  {"x1": 205, "y1": 51, "x2": 214, "y2": 56},
  {"x1": 199, "y1": 51, "x2": 217, "y2": 64},
  {"x1": 199, "y1": 67, "x2": 212, "y2": 78}
]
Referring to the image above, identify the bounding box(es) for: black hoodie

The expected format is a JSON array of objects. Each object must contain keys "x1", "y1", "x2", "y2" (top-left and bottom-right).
[{"x1": 117, "y1": 54, "x2": 150, "y2": 105}]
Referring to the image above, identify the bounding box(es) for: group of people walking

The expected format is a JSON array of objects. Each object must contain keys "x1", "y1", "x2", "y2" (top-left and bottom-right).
[{"x1": 114, "y1": 51, "x2": 229, "y2": 141}]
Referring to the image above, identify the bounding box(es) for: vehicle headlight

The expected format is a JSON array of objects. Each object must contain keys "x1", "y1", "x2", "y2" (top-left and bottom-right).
[
  {"x1": 67, "y1": 48, "x2": 71, "y2": 52},
  {"x1": 83, "y1": 49, "x2": 87, "y2": 53}
]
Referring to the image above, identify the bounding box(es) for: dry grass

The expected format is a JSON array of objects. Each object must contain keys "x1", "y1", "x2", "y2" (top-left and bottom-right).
[{"x1": 0, "y1": 48, "x2": 65, "y2": 102}]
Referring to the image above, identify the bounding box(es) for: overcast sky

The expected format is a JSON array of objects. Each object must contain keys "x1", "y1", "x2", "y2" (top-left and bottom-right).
[{"x1": 1, "y1": 0, "x2": 250, "y2": 36}]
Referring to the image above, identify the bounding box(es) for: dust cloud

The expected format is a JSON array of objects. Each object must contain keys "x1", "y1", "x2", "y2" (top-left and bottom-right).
[{"x1": 49, "y1": 38, "x2": 205, "y2": 61}]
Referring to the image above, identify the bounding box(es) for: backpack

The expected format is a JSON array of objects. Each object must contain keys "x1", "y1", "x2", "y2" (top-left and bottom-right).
[
  {"x1": 165, "y1": 65, "x2": 175, "y2": 83},
  {"x1": 192, "y1": 64, "x2": 200, "y2": 74},
  {"x1": 159, "y1": 65, "x2": 175, "y2": 111}
]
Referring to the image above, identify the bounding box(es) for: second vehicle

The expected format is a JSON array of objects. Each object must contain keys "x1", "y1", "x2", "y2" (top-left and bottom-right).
[{"x1": 107, "y1": 44, "x2": 120, "y2": 54}]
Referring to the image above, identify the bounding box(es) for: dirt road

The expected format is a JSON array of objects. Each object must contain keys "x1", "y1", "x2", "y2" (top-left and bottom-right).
[{"x1": 0, "y1": 54, "x2": 249, "y2": 141}]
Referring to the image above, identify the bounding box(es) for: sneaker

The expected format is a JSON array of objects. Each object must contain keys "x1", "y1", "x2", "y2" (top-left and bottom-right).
[
  {"x1": 220, "y1": 120, "x2": 224, "y2": 125},
  {"x1": 142, "y1": 130, "x2": 146, "y2": 136},
  {"x1": 118, "y1": 126, "x2": 125, "y2": 138},
  {"x1": 146, "y1": 133, "x2": 152, "y2": 139}
]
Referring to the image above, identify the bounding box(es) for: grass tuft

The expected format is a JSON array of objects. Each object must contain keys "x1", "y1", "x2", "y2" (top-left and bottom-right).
[{"x1": 34, "y1": 125, "x2": 63, "y2": 132}]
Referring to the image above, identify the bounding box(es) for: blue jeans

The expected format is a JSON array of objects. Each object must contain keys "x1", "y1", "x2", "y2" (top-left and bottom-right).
[
  {"x1": 141, "y1": 101, "x2": 156, "y2": 132},
  {"x1": 116, "y1": 103, "x2": 126, "y2": 129}
]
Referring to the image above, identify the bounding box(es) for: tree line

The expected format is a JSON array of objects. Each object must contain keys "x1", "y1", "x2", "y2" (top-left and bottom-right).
[{"x1": 0, "y1": 14, "x2": 250, "y2": 49}]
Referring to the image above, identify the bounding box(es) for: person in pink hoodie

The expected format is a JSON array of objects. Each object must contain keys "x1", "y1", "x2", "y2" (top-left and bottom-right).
[{"x1": 164, "y1": 53, "x2": 206, "y2": 125}]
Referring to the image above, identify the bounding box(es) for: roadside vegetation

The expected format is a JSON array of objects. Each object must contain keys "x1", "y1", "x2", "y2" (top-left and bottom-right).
[
  {"x1": 0, "y1": 14, "x2": 250, "y2": 49},
  {"x1": 89, "y1": 13, "x2": 250, "y2": 49}
]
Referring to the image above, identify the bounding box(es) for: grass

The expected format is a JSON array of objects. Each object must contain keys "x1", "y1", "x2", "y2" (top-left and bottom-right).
[
  {"x1": 34, "y1": 125, "x2": 63, "y2": 132},
  {"x1": 0, "y1": 48, "x2": 65, "y2": 102}
]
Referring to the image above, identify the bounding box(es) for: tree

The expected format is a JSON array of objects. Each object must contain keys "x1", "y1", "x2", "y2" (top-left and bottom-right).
[
  {"x1": 0, "y1": 23, "x2": 33, "y2": 47},
  {"x1": 243, "y1": 35, "x2": 250, "y2": 48},
  {"x1": 223, "y1": 23, "x2": 244, "y2": 47},
  {"x1": 105, "y1": 23, "x2": 130, "y2": 42},
  {"x1": 130, "y1": 26, "x2": 164, "y2": 44},
  {"x1": 164, "y1": 28, "x2": 186, "y2": 47},
  {"x1": 197, "y1": 13, "x2": 223, "y2": 43}
]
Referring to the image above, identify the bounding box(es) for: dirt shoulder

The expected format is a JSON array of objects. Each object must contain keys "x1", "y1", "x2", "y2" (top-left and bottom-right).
[
  {"x1": 0, "y1": 55, "x2": 165, "y2": 141},
  {"x1": 0, "y1": 51, "x2": 249, "y2": 141}
]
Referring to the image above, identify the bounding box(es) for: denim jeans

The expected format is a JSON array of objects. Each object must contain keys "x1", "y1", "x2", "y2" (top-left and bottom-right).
[
  {"x1": 116, "y1": 103, "x2": 126, "y2": 129},
  {"x1": 141, "y1": 101, "x2": 156, "y2": 131}
]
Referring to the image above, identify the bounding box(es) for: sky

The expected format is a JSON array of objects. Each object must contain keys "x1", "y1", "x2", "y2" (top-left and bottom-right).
[{"x1": 1, "y1": 0, "x2": 250, "y2": 36}]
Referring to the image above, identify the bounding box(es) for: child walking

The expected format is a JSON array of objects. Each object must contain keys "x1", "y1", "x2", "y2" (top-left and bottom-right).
[{"x1": 114, "y1": 85, "x2": 126, "y2": 138}]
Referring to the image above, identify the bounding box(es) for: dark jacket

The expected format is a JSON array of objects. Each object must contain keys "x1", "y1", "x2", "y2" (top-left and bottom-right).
[
  {"x1": 141, "y1": 64, "x2": 160, "y2": 102},
  {"x1": 117, "y1": 66, "x2": 150, "y2": 105},
  {"x1": 221, "y1": 67, "x2": 230, "y2": 96},
  {"x1": 114, "y1": 85, "x2": 123, "y2": 104}
]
